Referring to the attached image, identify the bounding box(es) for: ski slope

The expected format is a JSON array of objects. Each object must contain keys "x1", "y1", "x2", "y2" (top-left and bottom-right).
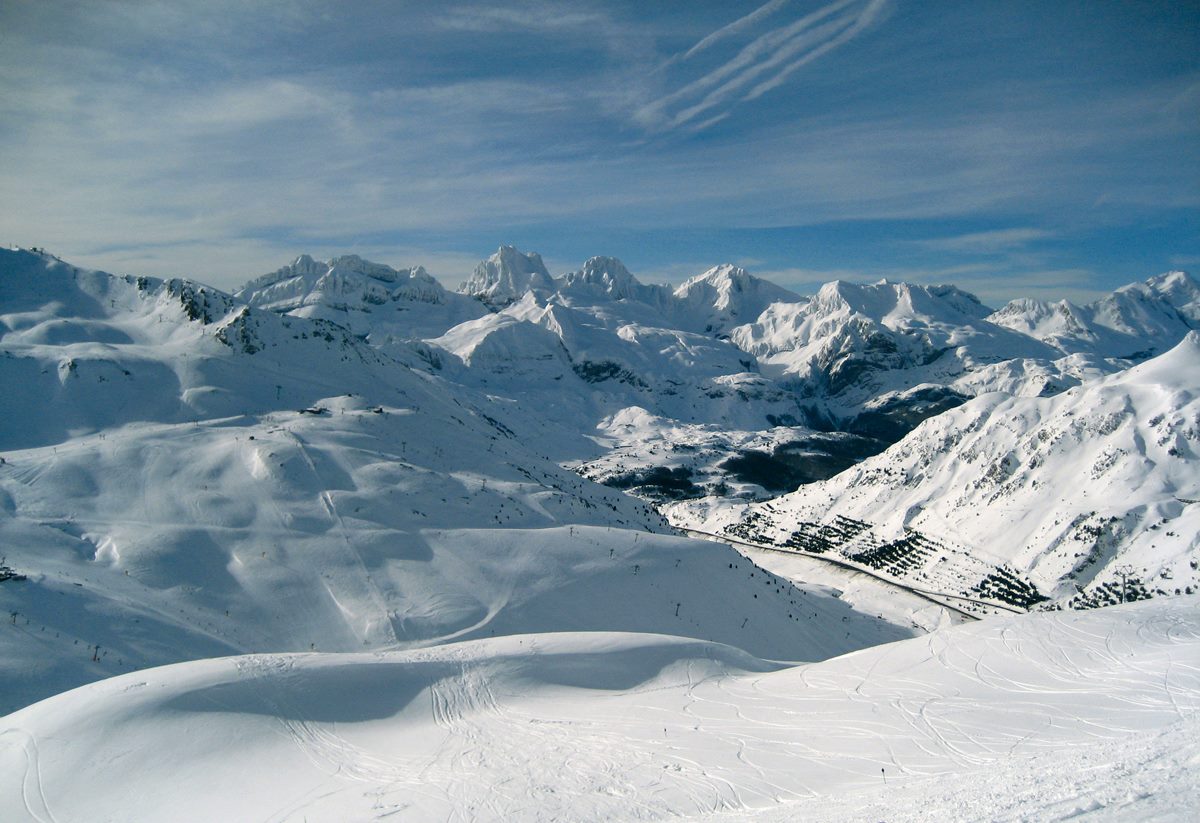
[{"x1": 1, "y1": 597, "x2": 1196, "y2": 821}]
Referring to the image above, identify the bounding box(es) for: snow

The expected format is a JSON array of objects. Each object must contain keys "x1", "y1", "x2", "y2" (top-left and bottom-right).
[
  {"x1": 2, "y1": 597, "x2": 1196, "y2": 821},
  {"x1": 671, "y1": 264, "x2": 803, "y2": 335},
  {"x1": 426, "y1": 286, "x2": 806, "y2": 440},
  {"x1": 988, "y1": 271, "x2": 1200, "y2": 359},
  {"x1": 559, "y1": 255, "x2": 669, "y2": 306},
  {"x1": 575, "y1": 407, "x2": 883, "y2": 502},
  {"x1": 458, "y1": 245, "x2": 556, "y2": 307},
  {"x1": 236, "y1": 254, "x2": 488, "y2": 342},
  {"x1": 233, "y1": 247, "x2": 1199, "y2": 452},
  {"x1": 730, "y1": 278, "x2": 1070, "y2": 413}
]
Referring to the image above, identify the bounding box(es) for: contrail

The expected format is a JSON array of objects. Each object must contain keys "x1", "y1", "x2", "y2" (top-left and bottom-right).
[
  {"x1": 671, "y1": 14, "x2": 857, "y2": 130},
  {"x1": 681, "y1": 0, "x2": 793, "y2": 61},
  {"x1": 745, "y1": 0, "x2": 889, "y2": 100},
  {"x1": 640, "y1": 0, "x2": 889, "y2": 133}
]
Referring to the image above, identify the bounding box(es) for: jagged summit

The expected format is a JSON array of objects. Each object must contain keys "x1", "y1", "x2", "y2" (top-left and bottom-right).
[
  {"x1": 559, "y1": 256, "x2": 644, "y2": 300},
  {"x1": 238, "y1": 254, "x2": 445, "y2": 309},
  {"x1": 458, "y1": 244, "x2": 554, "y2": 307},
  {"x1": 1120, "y1": 270, "x2": 1199, "y2": 311},
  {"x1": 271, "y1": 253, "x2": 409, "y2": 284},
  {"x1": 809, "y1": 278, "x2": 991, "y2": 322},
  {"x1": 731, "y1": 275, "x2": 1055, "y2": 415},
  {"x1": 236, "y1": 253, "x2": 485, "y2": 341}
]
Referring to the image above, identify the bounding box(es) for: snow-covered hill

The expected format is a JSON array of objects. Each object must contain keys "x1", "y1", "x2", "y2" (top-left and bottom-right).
[
  {"x1": 3, "y1": 597, "x2": 1195, "y2": 821},
  {"x1": 670, "y1": 333, "x2": 1200, "y2": 610}
]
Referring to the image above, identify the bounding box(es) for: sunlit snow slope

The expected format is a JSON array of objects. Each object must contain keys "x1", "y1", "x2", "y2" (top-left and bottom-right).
[{"x1": 1, "y1": 597, "x2": 1195, "y2": 822}]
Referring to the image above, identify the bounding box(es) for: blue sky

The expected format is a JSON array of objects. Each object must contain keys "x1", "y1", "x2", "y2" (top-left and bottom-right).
[{"x1": 1, "y1": 0, "x2": 1196, "y2": 304}]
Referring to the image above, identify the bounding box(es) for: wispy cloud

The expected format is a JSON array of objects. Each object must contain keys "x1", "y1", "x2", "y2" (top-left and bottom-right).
[
  {"x1": 435, "y1": 3, "x2": 605, "y2": 33},
  {"x1": 637, "y1": 0, "x2": 889, "y2": 133},
  {"x1": 916, "y1": 228, "x2": 1056, "y2": 254}
]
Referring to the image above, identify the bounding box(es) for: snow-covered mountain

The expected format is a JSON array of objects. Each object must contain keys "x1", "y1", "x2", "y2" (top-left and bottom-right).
[
  {"x1": 238, "y1": 247, "x2": 1200, "y2": 457},
  {"x1": 558, "y1": 255, "x2": 671, "y2": 306},
  {"x1": 0, "y1": 248, "x2": 905, "y2": 713},
  {"x1": 728, "y1": 278, "x2": 1107, "y2": 435},
  {"x1": 989, "y1": 270, "x2": 1200, "y2": 359},
  {"x1": 729, "y1": 273, "x2": 1196, "y2": 433},
  {"x1": 458, "y1": 244, "x2": 556, "y2": 308},
  {"x1": 670, "y1": 333, "x2": 1200, "y2": 610},
  {"x1": 236, "y1": 253, "x2": 487, "y2": 341},
  {"x1": 671, "y1": 263, "x2": 803, "y2": 335},
  {"x1": 5, "y1": 244, "x2": 1200, "y2": 820}
]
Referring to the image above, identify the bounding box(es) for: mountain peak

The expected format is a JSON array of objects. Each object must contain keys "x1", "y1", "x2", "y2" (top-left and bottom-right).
[
  {"x1": 679, "y1": 264, "x2": 754, "y2": 291},
  {"x1": 458, "y1": 245, "x2": 554, "y2": 307},
  {"x1": 1124, "y1": 269, "x2": 1197, "y2": 294},
  {"x1": 672, "y1": 264, "x2": 802, "y2": 334},
  {"x1": 1129, "y1": 270, "x2": 1200, "y2": 322},
  {"x1": 239, "y1": 254, "x2": 428, "y2": 295},
  {"x1": 232, "y1": 254, "x2": 478, "y2": 340},
  {"x1": 559, "y1": 256, "x2": 643, "y2": 300},
  {"x1": 812, "y1": 278, "x2": 990, "y2": 320},
  {"x1": 1127, "y1": 328, "x2": 1200, "y2": 382}
]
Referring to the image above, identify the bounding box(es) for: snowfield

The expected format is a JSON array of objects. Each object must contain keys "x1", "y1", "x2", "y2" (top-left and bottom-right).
[{"x1": 2, "y1": 597, "x2": 1197, "y2": 822}]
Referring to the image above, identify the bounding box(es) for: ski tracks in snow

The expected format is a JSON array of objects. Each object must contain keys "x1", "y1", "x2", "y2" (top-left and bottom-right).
[{"x1": 0, "y1": 728, "x2": 58, "y2": 823}]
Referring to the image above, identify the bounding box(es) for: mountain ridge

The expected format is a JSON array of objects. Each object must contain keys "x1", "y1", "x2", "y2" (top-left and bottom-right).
[{"x1": 668, "y1": 332, "x2": 1200, "y2": 610}]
